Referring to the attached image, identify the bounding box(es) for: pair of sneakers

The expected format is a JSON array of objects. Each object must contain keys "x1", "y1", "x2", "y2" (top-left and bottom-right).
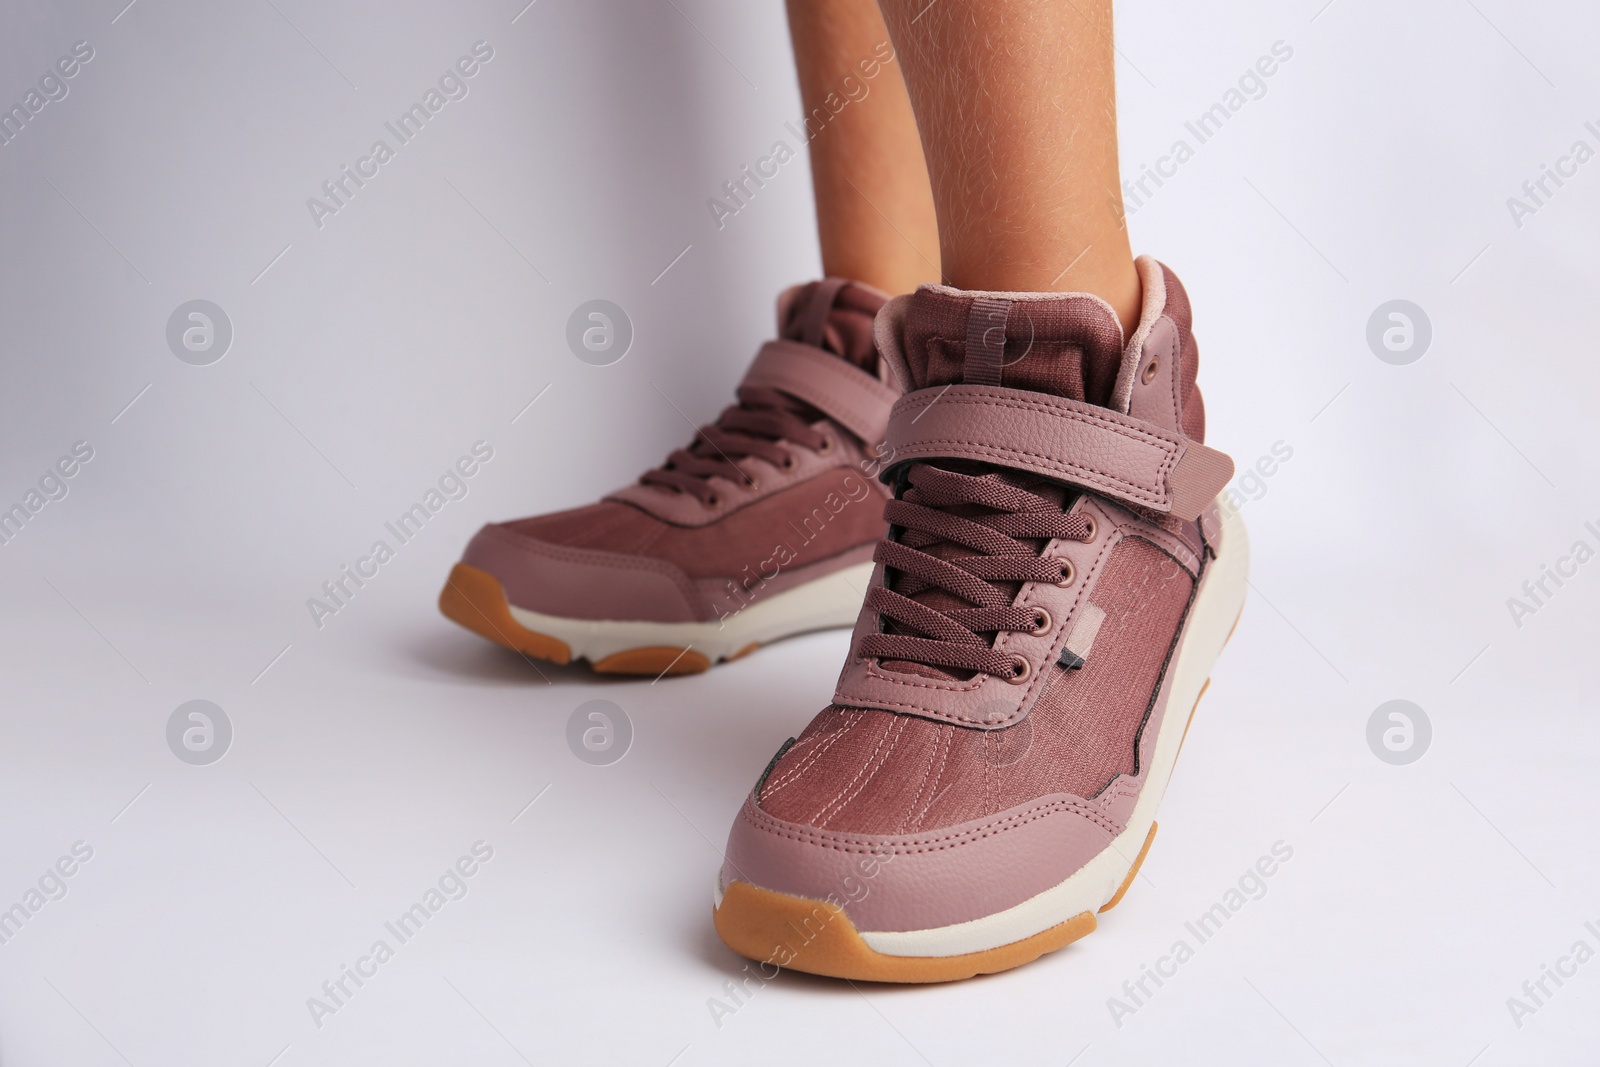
[{"x1": 440, "y1": 259, "x2": 1247, "y2": 982}]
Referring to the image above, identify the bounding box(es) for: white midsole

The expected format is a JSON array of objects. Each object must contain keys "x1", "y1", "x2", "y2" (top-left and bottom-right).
[
  {"x1": 507, "y1": 562, "x2": 874, "y2": 664},
  {"x1": 858, "y1": 503, "x2": 1250, "y2": 957}
]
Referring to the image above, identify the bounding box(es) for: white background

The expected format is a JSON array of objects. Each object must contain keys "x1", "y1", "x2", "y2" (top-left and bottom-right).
[{"x1": 2, "y1": 0, "x2": 1598, "y2": 1063}]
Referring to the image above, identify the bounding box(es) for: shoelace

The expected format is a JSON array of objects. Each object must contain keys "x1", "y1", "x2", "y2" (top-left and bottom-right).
[
  {"x1": 859, "y1": 463, "x2": 1095, "y2": 680},
  {"x1": 640, "y1": 385, "x2": 830, "y2": 506}
]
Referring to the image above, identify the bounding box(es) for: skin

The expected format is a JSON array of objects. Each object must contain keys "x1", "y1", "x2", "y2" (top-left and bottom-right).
[
  {"x1": 790, "y1": 0, "x2": 1141, "y2": 334},
  {"x1": 786, "y1": 0, "x2": 942, "y2": 295}
]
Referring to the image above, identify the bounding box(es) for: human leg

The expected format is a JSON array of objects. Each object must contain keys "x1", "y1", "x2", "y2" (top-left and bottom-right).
[
  {"x1": 786, "y1": 0, "x2": 941, "y2": 295},
  {"x1": 876, "y1": 0, "x2": 1139, "y2": 331}
]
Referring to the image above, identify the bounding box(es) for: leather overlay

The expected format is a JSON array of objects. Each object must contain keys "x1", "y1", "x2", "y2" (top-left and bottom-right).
[
  {"x1": 883, "y1": 385, "x2": 1233, "y2": 522},
  {"x1": 723, "y1": 790, "x2": 1117, "y2": 933},
  {"x1": 740, "y1": 340, "x2": 900, "y2": 446},
  {"x1": 463, "y1": 523, "x2": 700, "y2": 622},
  {"x1": 1127, "y1": 316, "x2": 1181, "y2": 433}
]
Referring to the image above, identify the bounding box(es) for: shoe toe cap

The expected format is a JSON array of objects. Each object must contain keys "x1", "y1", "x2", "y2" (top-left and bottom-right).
[
  {"x1": 460, "y1": 522, "x2": 700, "y2": 623},
  {"x1": 721, "y1": 791, "x2": 1116, "y2": 936}
]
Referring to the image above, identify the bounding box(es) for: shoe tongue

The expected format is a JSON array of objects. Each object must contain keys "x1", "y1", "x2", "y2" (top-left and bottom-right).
[
  {"x1": 877, "y1": 287, "x2": 1124, "y2": 681},
  {"x1": 897, "y1": 287, "x2": 1125, "y2": 402},
  {"x1": 779, "y1": 278, "x2": 887, "y2": 372}
]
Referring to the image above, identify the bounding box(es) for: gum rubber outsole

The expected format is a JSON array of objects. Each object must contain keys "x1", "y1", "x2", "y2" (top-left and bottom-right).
[
  {"x1": 713, "y1": 881, "x2": 1097, "y2": 984},
  {"x1": 439, "y1": 563, "x2": 573, "y2": 664},
  {"x1": 592, "y1": 646, "x2": 712, "y2": 676},
  {"x1": 439, "y1": 562, "x2": 716, "y2": 676}
]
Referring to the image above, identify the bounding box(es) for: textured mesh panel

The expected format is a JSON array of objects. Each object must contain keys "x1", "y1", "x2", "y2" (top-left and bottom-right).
[
  {"x1": 759, "y1": 707, "x2": 947, "y2": 834},
  {"x1": 995, "y1": 537, "x2": 1192, "y2": 804},
  {"x1": 759, "y1": 536, "x2": 1193, "y2": 835},
  {"x1": 897, "y1": 288, "x2": 1125, "y2": 402},
  {"x1": 507, "y1": 502, "x2": 659, "y2": 553}
]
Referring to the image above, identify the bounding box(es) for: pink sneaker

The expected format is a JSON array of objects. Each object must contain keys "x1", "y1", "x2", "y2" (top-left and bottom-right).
[
  {"x1": 440, "y1": 280, "x2": 900, "y2": 675},
  {"x1": 713, "y1": 257, "x2": 1248, "y2": 980}
]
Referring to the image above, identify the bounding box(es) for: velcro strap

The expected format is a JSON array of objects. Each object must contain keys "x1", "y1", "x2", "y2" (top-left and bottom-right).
[
  {"x1": 740, "y1": 339, "x2": 899, "y2": 445},
  {"x1": 884, "y1": 384, "x2": 1234, "y2": 521}
]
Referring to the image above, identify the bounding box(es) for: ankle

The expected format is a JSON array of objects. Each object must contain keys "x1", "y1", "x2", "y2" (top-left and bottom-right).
[
  {"x1": 1094, "y1": 259, "x2": 1143, "y2": 339},
  {"x1": 820, "y1": 256, "x2": 941, "y2": 299}
]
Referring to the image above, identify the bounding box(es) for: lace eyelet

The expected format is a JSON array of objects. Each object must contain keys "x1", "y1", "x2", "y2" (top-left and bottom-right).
[
  {"x1": 780, "y1": 452, "x2": 797, "y2": 471},
  {"x1": 1029, "y1": 609, "x2": 1052, "y2": 637},
  {"x1": 705, "y1": 493, "x2": 721, "y2": 508},
  {"x1": 816, "y1": 435, "x2": 834, "y2": 455},
  {"x1": 1005, "y1": 655, "x2": 1032, "y2": 685},
  {"x1": 1141, "y1": 357, "x2": 1160, "y2": 385},
  {"x1": 1054, "y1": 559, "x2": 1076, "y2": 587},
  {"x1": 1081, "y1": 515, "x2": 1098, "y2": 542}
]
